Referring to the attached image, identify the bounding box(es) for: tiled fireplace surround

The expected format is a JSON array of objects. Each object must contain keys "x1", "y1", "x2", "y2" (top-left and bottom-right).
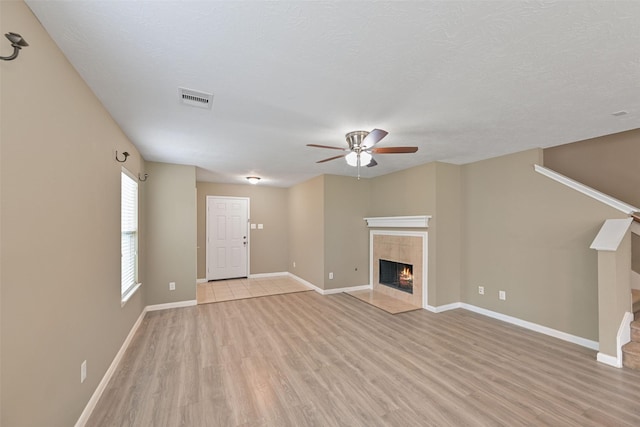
[
  {"x1": 371, "y1": 231, "x2": 427, "y2": 308},
  {"x1": 372, "y1": 232, "x2": 424, "y2": 307}
]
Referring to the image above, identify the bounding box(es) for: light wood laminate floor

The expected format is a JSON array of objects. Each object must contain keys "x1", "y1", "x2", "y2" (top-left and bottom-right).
[{"x1": 88, "y1": 292, "x2": 640, "y2": 426}]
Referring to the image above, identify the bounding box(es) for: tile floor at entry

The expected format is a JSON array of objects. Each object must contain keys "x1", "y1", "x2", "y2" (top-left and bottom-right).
[
  {"x1": 347, "y1": 289, "x2": 421, "y2": 314},
  {"x1": 197, "y1": 275, "x2": 310, "y2": 304}
]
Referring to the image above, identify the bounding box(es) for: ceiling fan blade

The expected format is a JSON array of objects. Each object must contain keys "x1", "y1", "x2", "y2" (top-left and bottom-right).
[
  {"x1": 362, "y1": 129, "x2": 388, "y2": 148},
  {"x1": 307, "y1": 144, "x2": 348, "y2": 151},
  {"x1": 316, "y1": 154, "x2": 346, "y2": 163},
  {"x1": 367, "y1": 158, "x2": 378, "y2": 167},
  {"x1": 371, "y1": 146, "x2": 418, "y2": 154}
]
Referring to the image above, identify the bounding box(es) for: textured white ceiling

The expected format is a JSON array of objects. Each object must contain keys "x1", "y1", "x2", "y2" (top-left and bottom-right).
[{"x1": 26, "y1": 1, "x2": 640, "y2": 187}]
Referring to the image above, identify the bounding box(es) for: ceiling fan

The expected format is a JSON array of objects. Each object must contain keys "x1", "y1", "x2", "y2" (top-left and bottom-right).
[{"x1": 307, "y1": 129, "x2": 418, "y2": 178}]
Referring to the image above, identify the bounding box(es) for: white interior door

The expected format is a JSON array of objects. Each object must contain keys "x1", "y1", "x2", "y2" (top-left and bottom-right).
[{"x1": 206, "y1": 196, "x2": 249, "y2": 280}]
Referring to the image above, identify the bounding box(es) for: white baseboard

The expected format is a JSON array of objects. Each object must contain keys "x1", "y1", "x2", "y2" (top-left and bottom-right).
[
  {"x1": 196, "y1": 278, "x2": 208, "y2": 284},
  {"x1": 146, "y1": 300, "x2": 197, "y2": 312},
  {"x1": 459, "y1": 303, "x2": 599, "y2": 351},
  {"x1": 425, "y1": 302, "x2": 462, "y2": 313},
  {"x1": 287, "y1": 273, "x2": 371, "y2": 295},
  {"x1": 608, "y1": 311, "x2": 635, "y2": 368},
  {"x1": 74, "y1": 308, "x2": 147, "y2": 427},
  {"x1": 288, "y1": 273, "x2": 323, "y2": 293},
  {"x1": 597, "y1": 352, "x2": 620, "y2": 368},
  {"x1": 249, "y1": 271, "x2": 288, "y2": 279}
]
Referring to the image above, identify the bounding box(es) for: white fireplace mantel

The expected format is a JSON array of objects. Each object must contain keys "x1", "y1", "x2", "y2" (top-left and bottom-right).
[{"x1": 363, "y1": 215, "x2": 431, "y2": 228}]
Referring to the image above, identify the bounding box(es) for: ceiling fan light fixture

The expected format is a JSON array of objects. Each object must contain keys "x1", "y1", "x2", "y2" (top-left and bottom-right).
[
  {"x1": 345, "y1": 130, "x2": 369, "y2": 150},
  {"x1": 345, "y1": 152, "x2": 359, "y2": 167},
  {"x1": 246, "y1": 176, "x2": 261, "y2": 184},
  {"x1": 360, "y1": 151, "x2": 373, "y2": 166},
  {"x1": 309, "y1": 128, "x2": 415, "y2": 173},
  {"x1": 345, "y1": 151, "x2": 372, "y2": 167}
]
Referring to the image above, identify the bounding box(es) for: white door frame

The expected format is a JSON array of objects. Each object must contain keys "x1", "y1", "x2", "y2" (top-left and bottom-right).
[{"x1": 206, "y1": 196, "x2": 250, "y2": 280}]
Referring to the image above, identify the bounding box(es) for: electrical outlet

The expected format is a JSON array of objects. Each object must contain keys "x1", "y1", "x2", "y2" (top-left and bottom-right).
[
  {"x1": 293, "y1": 261, "x2": 296, "y2": 268},
  {"x1": 81, "y1": 360, "x2": 87, "y2": 383},
  {"x1": 499, "y1": 290, "x2": 506, "y2": 300},
  {"x1": 329, "y1": 272, "x2": 334, "y2": 280},
  {"x1": 478, "y1": 286, "x2": 484, "y2": 295},
  {"x1": 169, "y1": 282, "x2": 176, "y2": 291}
]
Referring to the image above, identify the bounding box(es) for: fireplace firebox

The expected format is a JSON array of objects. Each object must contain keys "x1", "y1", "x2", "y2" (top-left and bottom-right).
[{"x1": 379, "y1": 259, "x2": 413, "y2": 294}]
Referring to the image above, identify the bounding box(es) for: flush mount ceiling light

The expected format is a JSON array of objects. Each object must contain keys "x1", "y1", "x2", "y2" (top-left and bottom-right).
[
  {"x1": 246, "y1": 176, "x2": 261, "y2": 184},
  {"x1": 1, "y1": 32, "x2": 29, "y2": 61}
]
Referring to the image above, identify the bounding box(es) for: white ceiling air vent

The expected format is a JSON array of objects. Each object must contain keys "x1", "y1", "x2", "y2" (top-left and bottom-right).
[{"x1": 179, "y1": 87, "x2": 214, "y2": 109}]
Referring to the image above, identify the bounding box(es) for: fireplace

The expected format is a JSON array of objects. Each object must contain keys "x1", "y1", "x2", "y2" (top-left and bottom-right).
[
  {"x1": 379, "y1": 259, "x2": 413, "y2": 294},
  {"x1": 368, "y1": 229, "x2": 427, "y2": 308}
]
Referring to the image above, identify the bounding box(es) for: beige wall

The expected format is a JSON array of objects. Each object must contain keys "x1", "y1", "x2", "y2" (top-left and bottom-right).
[
  {"x1": 288, "y1": 175, "x2": 325, "y2": 288},
  {"x1": 369, "y1": 163, "x2": 438, "y2": 304},
  {"x1": 544, "y1": 129, "x2": 640, "y2": 274},
  {"x1": 433, "y1": 162, "x2": 462, "y2": 305},
  {"x1": 144, "y1": 162, "x2": 196, "y2": 305},
  {"x1": 634, "y1": 239, "x2": 640, "y2": 275},
  {"x1": 368, "y1": 163, "x2": 436, "y2": 216},
  {"x1": 634, "y1": 233, "x2": 640, "y2": 274},
  {"x1": 195, "y1": 182, "x2": 289, "y2": 278},
  {"x1": 543, "y1": 129, "x2": 640, "y2": 207},
  {"x1": 1, "y1": 2, "x2": 146, "y2": 425},
  {"x1": 461, "y1": 149, "x2": 626, "y2": 341},
  {"x1": 323, "y1": 175, "x2": 370, "y2": 290},
  {"x1": 368, "y1": 162, "x2": 462, "y2": 307},
  {"x1": 597, "y1": 232, "x2": 632, "y2": 357}
]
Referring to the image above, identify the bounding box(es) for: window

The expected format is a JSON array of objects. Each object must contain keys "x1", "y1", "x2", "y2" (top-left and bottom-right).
[{"x1": 121, "y1": 169, "x2": 138, "y2": 301}]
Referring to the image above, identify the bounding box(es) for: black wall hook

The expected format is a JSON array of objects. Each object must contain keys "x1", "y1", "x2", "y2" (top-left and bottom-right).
[
  {"x1": 0, "y1": 32, "x2": 28, "y2": 61},
  {"x1": 138, "y1": 173, "x2": 148, "y2": 182},
  {"x1": 115, "y1": 151, "x2": 129, "y2": 163}
]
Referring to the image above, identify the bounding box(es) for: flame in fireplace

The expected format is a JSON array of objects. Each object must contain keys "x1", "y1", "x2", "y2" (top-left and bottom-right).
[{"x1": 399, "y1": 266, "x2": 413, "y2": 285}]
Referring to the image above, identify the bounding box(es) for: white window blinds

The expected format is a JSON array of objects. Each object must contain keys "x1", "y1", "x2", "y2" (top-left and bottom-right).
[{"x1": 121, "y1": 170, "x2": 138, "y2": 297}]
